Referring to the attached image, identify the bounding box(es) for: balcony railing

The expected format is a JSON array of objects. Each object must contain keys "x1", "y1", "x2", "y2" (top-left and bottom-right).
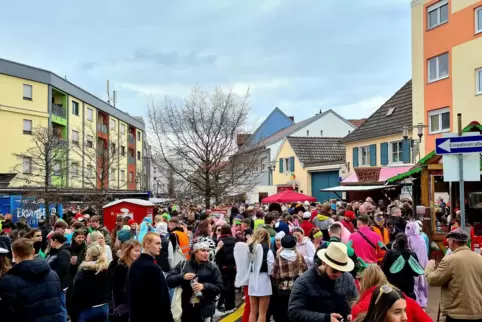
[
  {"x1": 52, "y1": 104, "x2": 66, "y2": 118},
  {"x1": 128, "y1": 135, "x2": 135, "y2": 145},
  {"x1": 128, "y1": 156, "x2": 136, "y2": 164},
  {"x1": 97, "y1": 123, "x2": 108, "y2": 134}
]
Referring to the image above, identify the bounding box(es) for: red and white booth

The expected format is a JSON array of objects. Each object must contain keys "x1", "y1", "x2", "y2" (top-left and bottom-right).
[{"x1": 102, "y1": 199, "x2": 155, "y2": 231}]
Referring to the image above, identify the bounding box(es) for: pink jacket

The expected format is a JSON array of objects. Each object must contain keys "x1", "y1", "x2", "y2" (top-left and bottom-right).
[{"x1": 349, "y1": 227, "x2": 382, "y2": 264}]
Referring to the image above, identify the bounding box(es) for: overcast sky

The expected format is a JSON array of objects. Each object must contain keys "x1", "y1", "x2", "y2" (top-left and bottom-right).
[{"x1": 1, "y1": 0, "x2": 411, "y2": 129}]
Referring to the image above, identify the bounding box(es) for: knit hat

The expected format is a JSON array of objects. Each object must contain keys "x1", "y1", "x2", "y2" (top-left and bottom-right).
[
  {"x1": 344, "y1": 211, "x2": 356, "y2": 219},
  {"x1": 127, "y1": 219, "x2": 136, "y2": 226},
  {"x1": 303, "y1": 211, "x2": 312, "y2": 219},
  {"x1": 156, "y1": 222, "x2": 168, "y2": 236},
  {"x1": 117, "y1": 229, "x2": 132, "y2": 243},
  {"x1": 193, "y1": 242, "x2": 210, "y2": 252},
  {"x1": 281, "y1": 235, "x2": 297, "y2": 249}
]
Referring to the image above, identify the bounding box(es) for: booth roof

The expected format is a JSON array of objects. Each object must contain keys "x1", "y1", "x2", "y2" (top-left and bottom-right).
[{"x1": 103, "y1": 198, "x2": 154, "y2": 208}]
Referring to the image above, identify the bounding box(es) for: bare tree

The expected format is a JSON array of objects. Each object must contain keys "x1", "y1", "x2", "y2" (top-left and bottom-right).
[
  {"x1": 12, "y1": 126, "x2": 69, "y2": 215},
  {"x1": 70, "y1": 124, "x2": 127, "y2": 211},
  {"x1": 148, "y1": 86, "x2": 260, "y2": 207}
]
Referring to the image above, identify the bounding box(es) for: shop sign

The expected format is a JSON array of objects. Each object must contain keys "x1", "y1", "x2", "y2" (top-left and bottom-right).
[{"x1": 354, "y1": 167, "x2": 381, "y2": 182}]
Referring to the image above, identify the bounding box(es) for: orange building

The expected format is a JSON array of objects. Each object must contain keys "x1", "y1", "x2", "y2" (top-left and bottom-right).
[{"x1": 412, "y1": 0, "x2": 482, "y2": 155}]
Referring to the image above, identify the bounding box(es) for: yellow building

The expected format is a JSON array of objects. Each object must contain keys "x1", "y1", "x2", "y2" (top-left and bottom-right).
[
  {"x1": 337, "y1": 81, "x2": 415, "y2": 199},
  {"x1": 411, "y1": 0, "x2": 482, "y2": 155},
  {"x1": 0, "y1": 58, "x2": 145, "y2": 191},
  {"x1": 272, "y1": 136, "x2": 345, "y2": 202}
]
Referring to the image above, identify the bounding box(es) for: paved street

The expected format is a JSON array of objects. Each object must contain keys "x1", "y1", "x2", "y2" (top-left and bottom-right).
[{"x1": 219, "y1": 286, "x2": 442, "y2": 322}]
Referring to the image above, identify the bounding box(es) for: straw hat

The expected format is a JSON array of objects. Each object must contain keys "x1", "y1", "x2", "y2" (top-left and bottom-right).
[{"x1": 316, "y1": 242, "x2": 354, "y2": 272}]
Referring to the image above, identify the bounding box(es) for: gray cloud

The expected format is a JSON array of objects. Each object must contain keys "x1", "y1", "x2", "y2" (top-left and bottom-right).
[{"x1": 133, "y1": 49, "x2": 216, "y2": 67}]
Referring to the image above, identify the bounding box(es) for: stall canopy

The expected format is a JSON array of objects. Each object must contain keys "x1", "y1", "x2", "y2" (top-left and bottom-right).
[
  {"x1": 261, "y1": 190, "x2": 317, "y2": 203},
  {"x1": 320, "y1": 185, "x2": 399, "y2": 192}
]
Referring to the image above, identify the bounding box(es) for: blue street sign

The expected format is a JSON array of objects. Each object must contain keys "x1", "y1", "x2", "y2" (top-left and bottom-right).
[{"x1": 435, "y1": 135, "x2": 482, "y2": 155}]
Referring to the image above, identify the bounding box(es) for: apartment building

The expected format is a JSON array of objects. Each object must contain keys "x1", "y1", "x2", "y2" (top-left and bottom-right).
[
  {"x1": 412, "y1": 0, "x2": 482, "y2": 155},
  {"x1": 0, "y1": 58, "x2": 145, "y2": 191}
]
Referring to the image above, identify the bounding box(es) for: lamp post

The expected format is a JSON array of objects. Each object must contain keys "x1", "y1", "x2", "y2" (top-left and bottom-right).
[
  {"x1": 268, "y1": 161, "x2": 277, "y2": 186},
  {"x1": 402, "y1": 123, "x2": 428, "y2": 163}
]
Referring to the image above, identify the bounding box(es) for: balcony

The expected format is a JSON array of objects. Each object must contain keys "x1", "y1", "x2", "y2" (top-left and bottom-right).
[
  {"x1": 128, "y1": 135, "x2": 135, "y2": 145},
  {"x1": 128, "y1": 156, "x2": 136, "y2": 164},
  {"x1": 97, "y1": 123, "x2": 108, "y2": 134}
]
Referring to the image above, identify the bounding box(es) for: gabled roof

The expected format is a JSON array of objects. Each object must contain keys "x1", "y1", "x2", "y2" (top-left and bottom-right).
[
  {"x1": 340, "y1": 80, "x2": 412, "y2": 144},
  {"x1": 250, "y1": 107, "x2": 294, "y2": 142},
  {"x1": 259, "y1": 109, "x2": 354, "y2": 147},
  {"x1": 348, "y1": 119, "x2": 367, "y2": 128},
  {"x1": 286, "y1": 136, "x2": 346, "y2": 167}
]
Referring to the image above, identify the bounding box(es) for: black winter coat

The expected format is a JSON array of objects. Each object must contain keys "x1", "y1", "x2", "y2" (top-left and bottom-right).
[
  {"x1": 46, "y1": 244, "x2": 71, "y2": 290},
  {"x1": 288, "y1": 266, "x2": 358, "y2": 322},
  {"x1": 70, "y1": 263, "x2": 110, "y2": 320},
  {"x1": 0, "y1": 258, "x2": 65, "y2": 322},
  {"x1": 128, "y1": 253, "x2": 173, "y2": 322},
  {"x1": 108, "y1": 259, "x2": 129, "y2": 307},
  {"x1": 215, "y1": 235, "x2": 236, "y2": 267},
  {"x1": 167, "y1": 259, "x2": 223, "y2": 321}
]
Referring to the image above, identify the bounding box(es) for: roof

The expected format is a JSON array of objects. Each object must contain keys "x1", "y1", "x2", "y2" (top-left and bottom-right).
[
  {"x1": 340, "y1": 80, "x2": 412, "y2": 144},
  {"x1": 258, "y1": 109, "x2": 354, "y2": 148},
  {"x1": 0, "y1": 58, "x2": 145, "y2": 130},
  {"x1": 103, "y1": 198, "x2": 154, "y2": 208},
  {"x1": 286, "y1": 136, "x2": 346, "y2": 167},
  {"x1": 320, "y1": 185, "x2": 399, "y2": 192},
  {"x1": 348, "y1": 119, "x2": 367, "y2": 128}
]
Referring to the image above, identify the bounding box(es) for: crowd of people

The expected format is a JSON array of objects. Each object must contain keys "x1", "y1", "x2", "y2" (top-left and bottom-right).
[{"x1": 0, "y1": 196, "x2": 481, "y2": 322}]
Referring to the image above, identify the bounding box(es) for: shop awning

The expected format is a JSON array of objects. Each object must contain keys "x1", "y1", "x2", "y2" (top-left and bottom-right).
[{"x1": 320, "y1": 185, "x2": 399, "y2": 192}]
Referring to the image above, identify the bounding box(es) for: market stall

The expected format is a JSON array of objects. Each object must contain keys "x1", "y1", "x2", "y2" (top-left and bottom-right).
[
  {"x1": 102, "y1": 199, "x2": 155, "y2": 231},
  {"x1": 261, "y1": 190, "x2": 316, "y2": 203}
]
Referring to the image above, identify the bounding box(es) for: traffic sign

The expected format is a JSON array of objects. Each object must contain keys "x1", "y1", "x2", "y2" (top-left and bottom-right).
[{"x1": 435, "y1": 135, "x2": 482, "y2": 155}]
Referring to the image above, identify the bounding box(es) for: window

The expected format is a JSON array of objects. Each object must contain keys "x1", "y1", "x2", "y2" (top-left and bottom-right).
[
  {"x1": 87, "y1": 165, "x2": 94, "y2": 179},
  {"x1": 111, "y1": 143, "x2": 116, "y2": 155},
  {"x1": 110, "y1": 168, "x2": 116, "y2": 181},
  {"x1": 23, "y1": 119, "x2": 32, "y2": 135},
  {"x1": 360, "y1": 146, "x2": 370, "y2": 166},
  {"x1": 53, "y1": 161, "x2": 61, "y2": 176},
  {"x1": 121, "y1": 124, "x2": 126, "y2": 135},
  {"x1": 390, "y1": 141, "x2": 403, "y2": 163},
  {"x1": 23, "y1": 84, "x2": 32, "y2": 100},
  {"x1": 427, "y1": 0, "x2": 448, "y2": 30},
  {"x1": 306, "y1": 130, "x2": 309, "y2": 136},
  {"x1": 121, "y1": 146, "x2": 126, "y2": 156},
  {"x1": 429, "y1": 108, "x2": 450, "y2": 134},
  {"x1": 137, "y1": 131, "x2": 141, "y2": 141},
  {"x1": 476, "y1": 6, "x2": 482, "y2": 33},
  {"x1": 86, "y1": 135, "x2": 93, "y2": 148},
  {"x1": 428, "y1": 53, "x2": 449, "y2": 82},
  {"x1": 261, "y1": 157, "x2": 268, "y2": 172},
  {"x1": 23, "y1": 157, "x2": 32, "y2": 174},
  {"x1": 87, "y1": 108, "x2": 93, "y2": 121},
  {"x1": 71, "y1": 163, "x2": 79, "y2": 177},
  {"x1": 110, "y1": 119, "x2": 116, "y2": 129},
  {"x1": 284, "y1": 158, "x2": 290, "y2": 173},
  {"x1": 386, "y1": 108, "x2": 395, "y2": 116},
  {"x1": 320, "y1": 130, "x2": 323, "y2": 137},
  {"x1": 129, "y1": 171, "x2": 134, "y2": 182},
  {"x1": 72, "y1": 101, "x2": 79, "y2": 116},
  {"x1": 72, "y1": 130, "x2": 79, "y2": 145},
  {"x1": 137, "y1": 151, "x2": 141, "y2": 160},
  {"x1": 121, "y1": 170, "x2": 126, "y2": 182},
  {"x1": 477, "y1": 68, "x2": 482, "y2": 95}
]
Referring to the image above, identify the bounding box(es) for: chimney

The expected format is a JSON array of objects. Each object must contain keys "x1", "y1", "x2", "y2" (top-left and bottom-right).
[{"x1": 288, "y1": 116, "x2": 294, "y2": 122}]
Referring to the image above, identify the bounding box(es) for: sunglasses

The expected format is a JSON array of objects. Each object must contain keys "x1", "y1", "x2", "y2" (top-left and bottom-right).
[{"x1": 375, "y1": 284, "x2": 394, "y2": 305}]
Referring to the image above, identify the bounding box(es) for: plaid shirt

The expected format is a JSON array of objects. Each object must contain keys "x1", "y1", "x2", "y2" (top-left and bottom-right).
[{"x1": 272, "y1": 253, "x2": 307, "y2": 290}]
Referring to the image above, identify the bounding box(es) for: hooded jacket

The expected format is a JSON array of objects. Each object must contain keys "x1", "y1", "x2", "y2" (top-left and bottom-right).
[
  {"x1": 313, "y1": 213, "x2": 334, "y2": 241},
  {"x1": 296, "y1": 237, "x2": 316, "y2": 269},
  {"x1": 0, "y1": 257, "x2": 65, "y2": 322},
  {"x1": 70, "y1": 261, "x2": 110, "y2": 319}
]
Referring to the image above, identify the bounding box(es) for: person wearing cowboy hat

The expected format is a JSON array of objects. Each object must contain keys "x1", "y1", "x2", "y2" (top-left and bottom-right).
[
  {"x1": 288, "y1": 242, "x2": 358, "y2": 322},
  {"x1": 426, "y1": 228, "x2": 482, "y2": 321}
]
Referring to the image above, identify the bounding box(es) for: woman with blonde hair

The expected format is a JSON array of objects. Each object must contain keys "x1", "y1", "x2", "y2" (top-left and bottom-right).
[
  {"x1": 247, "y1": 228, "x2": 274, "y2": 322},
  {"x1": 88, "y1": 231, "x2": 113, "y2": 263},
  {"x1": 352, "y1": 265, "x2": 431, "y2": 322},
  {"x1": 71, "y1": 243, "x2": 111, "y2": 322}
]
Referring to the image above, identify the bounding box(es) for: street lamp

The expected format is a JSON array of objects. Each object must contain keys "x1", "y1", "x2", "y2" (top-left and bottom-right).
[{"x1": 402, "y1": 123, "x2": 428, "y2": 162}]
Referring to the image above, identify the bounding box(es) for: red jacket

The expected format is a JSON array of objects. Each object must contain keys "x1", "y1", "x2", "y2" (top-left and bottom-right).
[
  {"x1": 352, "y1": 286, "x2": 432, "y2": 322},
  {"x1": 300, "y1": 220, "x2": 315, "y2": 237}
]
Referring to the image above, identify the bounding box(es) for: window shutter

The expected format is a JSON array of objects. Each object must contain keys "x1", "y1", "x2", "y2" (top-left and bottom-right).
[
  {"x1": 352, "y1": 147, "x2": 359, "y2": 167},
  {"x1": 402, "y1": 139, "x2": 411, "y2": 163},
  {"x1": 380, "y1": 142, "x2": 389, "y2": 165},
  {"x1": 279, "y1": 158, "x2": 283, "y2": 173},
  {"x1": 289, "y1": 156, "x2": 295, "y2": 172},
  {"x1": 370, "y1": 144, "x2": 377, "y2": 166}
]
